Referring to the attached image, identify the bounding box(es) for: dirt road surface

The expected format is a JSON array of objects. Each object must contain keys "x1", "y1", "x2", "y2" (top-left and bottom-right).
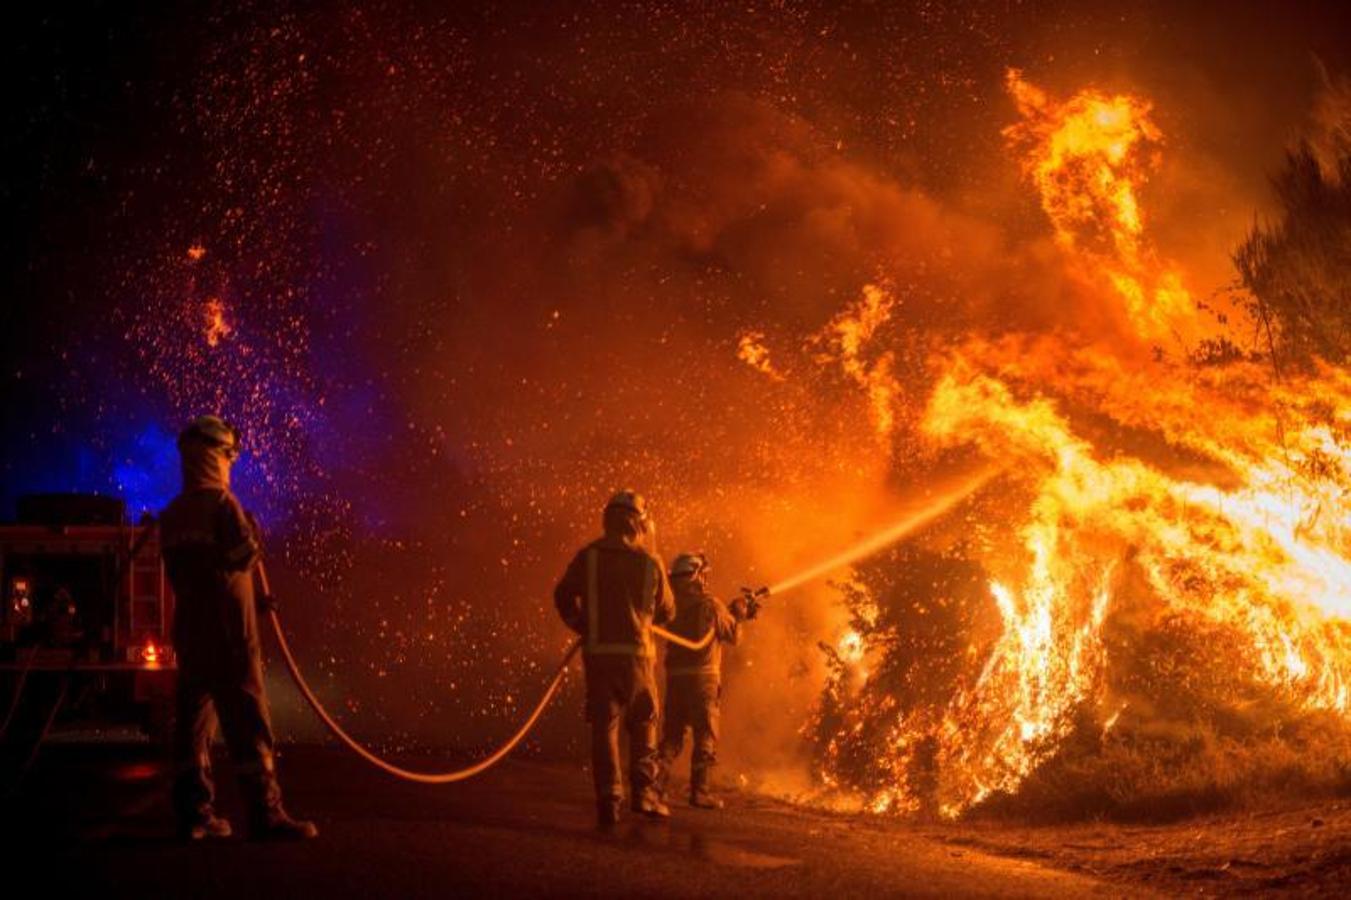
[{"x1": 4, "y1": 740, "x2": 1347, "y2": 897}]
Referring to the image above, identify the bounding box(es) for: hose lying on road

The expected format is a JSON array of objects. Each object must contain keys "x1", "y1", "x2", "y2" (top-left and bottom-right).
[
  {"x1": 267, "y1": 612, "x2": 711, "y2": 785},
  {"x1": 268, "y1": 607, "x2": 583, "y2": 784}
]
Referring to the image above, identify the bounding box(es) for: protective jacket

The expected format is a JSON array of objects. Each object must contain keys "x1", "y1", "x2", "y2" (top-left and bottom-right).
[
  {"x1": 658, "y1": 579, "x2": 740, "y2": 803},
  {"x1": 159, "y1": 441, "x2": 280, "y2": 827},
  {"x1": 554, "y1": 535, "x2": 674, "y2": 658},
  {"x1": 554, "y1": 533, "x2": 674, "y2": 818},
  {"x1": 664, "y1": 581, "x2": 738, "y2": 676}
]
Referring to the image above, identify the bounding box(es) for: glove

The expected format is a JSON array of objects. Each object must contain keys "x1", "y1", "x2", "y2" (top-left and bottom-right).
[{"x1": 735, "y1": 587, "x2": 768, "y2": 621}]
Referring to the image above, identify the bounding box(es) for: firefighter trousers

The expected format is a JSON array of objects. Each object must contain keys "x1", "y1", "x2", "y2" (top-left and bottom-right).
[
  {"x1": 583, "y1": 654, "x2": 660, "y2": 810},
  {"x1": 171, "y1": 603, "x2": 282, "y2": 824},
  {"x1": 659, "y1": 672, "x2": 720, "y2": 795}
]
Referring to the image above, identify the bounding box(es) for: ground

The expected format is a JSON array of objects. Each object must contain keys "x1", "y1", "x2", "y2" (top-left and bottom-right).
[{"x1": 3, "y1": 738, "x2": 1349, "y2": 898}]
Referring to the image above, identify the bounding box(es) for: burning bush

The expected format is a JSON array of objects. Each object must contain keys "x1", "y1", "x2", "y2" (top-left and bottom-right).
[
  {"x1": 810, "y1": 543, "x2": 1002, "y2": 815},
  {"x1": 806, "y1": 72, "x2": 1351, "y2": 822},
  {"x1": 1236, "y1": 146, "x2": 1351, "y2": 366},
  {"x1": 812, "y1": 482, "x2": 1351, "y2": 821}
]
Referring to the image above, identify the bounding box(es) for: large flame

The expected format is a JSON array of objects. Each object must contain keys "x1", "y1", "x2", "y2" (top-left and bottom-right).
[
  {"x1": 807, "y1": 73, "x2": 1351, "y2": 817},
  {"x1": 1004, "y1": 69, "x2": 1198, "y2": 342},
  {"x1": 918, "y1": 352, "x2": 1351, "y2": 814},
  {"x1": 813, "y1": 284, "x2": 902, "y2": 442}
]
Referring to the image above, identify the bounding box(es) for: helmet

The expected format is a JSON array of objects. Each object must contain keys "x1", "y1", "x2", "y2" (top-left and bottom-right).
[
  {"x1": 670, "y1": 552, "x2": 709, "y2": 581},
  {"x1": 602, "y1": 490, "x2": 653, "y2": 539},
  {"x1": 178, "y1": 415, "x2": 242, "y2": 459},
  {"x1": 604, "y1": 490, "x2": 648, "y2": 517}
]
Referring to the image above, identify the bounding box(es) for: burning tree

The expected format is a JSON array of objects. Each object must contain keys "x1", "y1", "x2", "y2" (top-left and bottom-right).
[
  {"x1": 1236, "y1": 134, "x2": 1351, "y2": 366},
  {"x1": 803, "y1": 72, "x2": 1351, "y2": 821}
]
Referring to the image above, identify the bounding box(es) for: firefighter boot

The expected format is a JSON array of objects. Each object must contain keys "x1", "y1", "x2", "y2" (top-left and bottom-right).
[
  {"x1": 632, "y1": 790, "x2": 671, "y2": 820},
  {"x1": 244, "y1": 751, "x2": 318, "y2": 841},
  {"x1": 181, "y1": 814, "x2": 234, "y2": 841},
  {"x1": 174, "y1": 753, "x2": 233, "y2": 839},
  {"x1": 250, "y1": 807, "x2": 319, "y2": 841},
  {"x1": 690, "y1": 763, "x2": 723, "y2": 810}
]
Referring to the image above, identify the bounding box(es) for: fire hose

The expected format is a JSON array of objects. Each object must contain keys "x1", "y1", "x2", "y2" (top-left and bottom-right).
[
  {"x1": 269, "y1": 608, "x2": 583, "y2": 784},
  {"x1": 262, "y1": 562, "x2": 714, "y2": 784},
  {"x1": 263, "y1": 466, "x2": 996, "y2": 785}
]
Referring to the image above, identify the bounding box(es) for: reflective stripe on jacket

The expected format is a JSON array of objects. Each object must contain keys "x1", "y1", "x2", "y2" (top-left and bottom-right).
[{"x1": 554, "y1": 536, "x2": 674, "y2": 657}]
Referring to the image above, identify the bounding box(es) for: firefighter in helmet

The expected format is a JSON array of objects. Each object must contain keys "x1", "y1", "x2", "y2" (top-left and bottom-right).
[
  {"x1": 159, "y1": 415, "x2": 316, "y2": 841},
  {"x1": 657, "y1": 551, "x2": 755, "y2": 809},
  {"x1": 554, "y1": 491, "x2": 676, "y2": 826}
]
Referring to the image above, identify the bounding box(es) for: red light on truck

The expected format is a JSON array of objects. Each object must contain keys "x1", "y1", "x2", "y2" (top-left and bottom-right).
[{"x1": 141, "y1": 642, "x2": 161, "y2": 668}]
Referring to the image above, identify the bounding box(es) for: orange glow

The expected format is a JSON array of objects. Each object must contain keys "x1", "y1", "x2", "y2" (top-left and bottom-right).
[
  {"x1": 768, "y1": 467, "x2": 998, "y2": 596},
  {"x1": 737, "y1": 330, "x2": 785, "y2": 381},
  {"x1": 913, "y1": 353, "x2": 1351, "y2": 813},
  {"x1": 808, "y1": 75, "x2": 1351, "y2": 819},
  {"x1": 837, "y1": 629, "x2": 864, "y2": 664},
  {"x1": 1003, "y1": 70, "x2": 1199, "y2": 342},
  {"x1": 812, "y1": 283, "x2": 902, "y2": 443},
  {"x1": 187, "y1": 244, "x2": 207, "y2": 261},
  {"x1": 141, "y1": 642, "x2": 161, "y2": 667}
]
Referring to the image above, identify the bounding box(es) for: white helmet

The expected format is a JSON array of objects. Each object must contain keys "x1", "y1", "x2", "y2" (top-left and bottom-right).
[
  {"x1": 670, "y1": 552, "x2": 710, "y2": 581},
  {"x1": 604, "y1": 490, "x2": 648, "y2": 517}
]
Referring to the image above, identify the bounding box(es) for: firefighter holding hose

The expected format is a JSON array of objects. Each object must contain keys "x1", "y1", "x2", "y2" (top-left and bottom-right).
[
  {"x1": 657, "y1": 552, "x2": 758, "y2": 809},
  {"x1": 554, "y1": 491, "x2": 675, "y2": 826},
  {"x1": 159, "y1": 415, "x2": 316, "y2": 841}
]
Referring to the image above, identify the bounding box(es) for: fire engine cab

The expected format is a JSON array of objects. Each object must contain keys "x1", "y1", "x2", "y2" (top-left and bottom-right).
[{"x1": 0, "y1": 494, "x2": 176, "y2": 745}]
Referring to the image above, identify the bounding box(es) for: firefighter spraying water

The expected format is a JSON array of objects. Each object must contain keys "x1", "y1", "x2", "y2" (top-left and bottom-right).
[
  {"x1": 657, "y1": 552, "x2": 763, "y2": 810},
  {"x1": 254, "y1": 469, "x2": 1000, "y2": 811}
]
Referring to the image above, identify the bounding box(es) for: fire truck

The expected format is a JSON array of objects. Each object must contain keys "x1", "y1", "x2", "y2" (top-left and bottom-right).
[{"x1": 0, "y1": 494, "x2": 176, "y2": 747}]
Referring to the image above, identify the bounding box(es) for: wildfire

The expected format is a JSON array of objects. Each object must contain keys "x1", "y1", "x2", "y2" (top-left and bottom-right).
[
  {"x1": 1003, "y1": 70, "x2": 1198, "y2": 342},
  {"x1": 804, "y1": 74, "x2": 1351, "y2": 819},
  {"x1": 837, "y1": 629, "x2": 865, "y2": 664},
  {"x1": 922, "y1": 356, "x2": 1351, "y2": 812},
  {"x1": 204, "y1": 297, "x2": 232, "y2": 347},
  {"x1": 812, "y1": 283, "x2": 902, "y2": 443}
]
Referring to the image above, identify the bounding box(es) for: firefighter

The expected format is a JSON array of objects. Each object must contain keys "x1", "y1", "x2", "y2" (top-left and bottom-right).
[
  {"x1": 554, "y1": 491, "x2": 676, "y2": 826},
  {"x1": 657, "y1": 552, "x2": 753, "y2": 810},
  {"x1": 159, "y1": 415, "x2": 316, "y2": 841}
]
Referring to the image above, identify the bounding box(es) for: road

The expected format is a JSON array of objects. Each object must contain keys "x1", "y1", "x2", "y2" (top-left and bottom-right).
[{"x1": 1, "y1": 740, "x2": 1126, "y2": 898}]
